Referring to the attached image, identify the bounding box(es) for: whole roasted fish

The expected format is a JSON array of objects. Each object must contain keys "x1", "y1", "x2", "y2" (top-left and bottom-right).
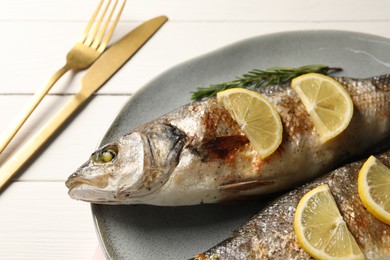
[
  {"x1": 191, "y1": 151, "x2": 390, "y2": 260},
  {"x1": 66, "y1": 73, "x2": 390, "y2": 205}
]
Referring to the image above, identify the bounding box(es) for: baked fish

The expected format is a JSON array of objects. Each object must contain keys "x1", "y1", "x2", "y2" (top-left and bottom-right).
[
  {"x1": 191, "y1": 151, "x2": 390, "y2": 260},
  {"x1": 66, "y1": 74, "x2": 390, "y2": 205}
]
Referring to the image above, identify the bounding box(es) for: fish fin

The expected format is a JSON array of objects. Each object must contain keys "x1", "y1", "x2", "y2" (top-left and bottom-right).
[
  {"x1": 219, "y1": 179, "x2": 276, "y2": 191},
  {"x1": 195, "y1": 135, "x2": 249, "y2": 162}
]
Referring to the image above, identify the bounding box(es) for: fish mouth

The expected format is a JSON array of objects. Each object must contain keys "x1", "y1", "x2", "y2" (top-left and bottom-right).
[
  {"x1": 67, "y1": 185, "x2": 117, "y2": 204},
  {"x1": 65, "y1": 172, "x2": 109, "y2": 190},
  {"x1": 66, "y1": 172, "x2": 114, "y2": 203}
]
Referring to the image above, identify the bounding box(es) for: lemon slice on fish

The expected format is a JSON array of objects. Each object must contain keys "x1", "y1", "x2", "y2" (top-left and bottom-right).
[
  {"x1": 294, "y1": 184, "x2": 364, "y2": 260},
  {"x1": 358, "y1": 155, "x2": 390, "y2": 225},
  {"x1": 216, "y1": 88, "x2": 282, "y2": 159},
  {"x1": 291, "y1": 73, "x2": 353, "y2": 143}
]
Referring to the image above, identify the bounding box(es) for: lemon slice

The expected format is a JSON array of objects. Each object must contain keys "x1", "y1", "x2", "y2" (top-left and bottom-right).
[
  {"x1": 294, "y1": 184, "x2": 364, "y2": 260},
  {"x1": 216, "y1": 88, "x2": 282, "y2": 159},
  {"x1": 358, "y1": 155, "x2": 390, "y2": 225},
  {"x1": 291, "y1": 73, "x2": 353, "y2": 143}
]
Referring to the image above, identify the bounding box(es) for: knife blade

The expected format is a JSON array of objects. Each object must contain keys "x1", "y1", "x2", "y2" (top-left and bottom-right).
[{"x1": 0, "y1": 15, "x2": 168, "y2": 191}]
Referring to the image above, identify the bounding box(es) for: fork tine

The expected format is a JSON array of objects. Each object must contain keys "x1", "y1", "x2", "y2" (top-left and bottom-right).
[
  {"x1": 91, "y1": 0, "x2": 119, "y2": 49},
  {"x1": 84, "y1": 0, "x2": 112, "y2": 46},
  {"x1": 81, "y1": 0, "x2": 104, "y2": 43},
  {"x1": 97, "y1": 0, "x2": 126, "y2": 52}
]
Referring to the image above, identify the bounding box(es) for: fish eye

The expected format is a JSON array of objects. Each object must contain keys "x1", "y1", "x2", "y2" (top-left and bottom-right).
[
  {"x1": 92, "y1": 145, "x2": 118, "y2": 164},
  {"x1": 101, "y1": 150, "x2": 115, "y2": 162}
]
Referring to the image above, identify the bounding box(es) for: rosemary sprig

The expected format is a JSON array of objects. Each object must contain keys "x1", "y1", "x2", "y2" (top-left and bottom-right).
[{"x1": 191, "y1": 64, "x2": 342, "y2": 101}]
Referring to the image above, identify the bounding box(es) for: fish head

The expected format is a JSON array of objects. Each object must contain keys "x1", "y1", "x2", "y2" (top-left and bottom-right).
[
  {"x1": 65, "y1": 132, "x2": 146, "y2": 204},
  {"x1": 66, "y1": 123, "x2": 187, "y2": 204}
]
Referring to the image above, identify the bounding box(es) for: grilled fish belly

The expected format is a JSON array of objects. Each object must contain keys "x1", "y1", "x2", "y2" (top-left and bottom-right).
[
  {"x1": 193, "y1": 151, "x2": 390, "y2": 260},
  {"x1": 66, "y1": 74, "x2": 390, "y2": 205}
]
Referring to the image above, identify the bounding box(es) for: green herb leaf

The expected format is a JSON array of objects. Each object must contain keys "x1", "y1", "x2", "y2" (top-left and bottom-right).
[{"x1": 191, "y1": 64, "x2": 342, "y2": 101}]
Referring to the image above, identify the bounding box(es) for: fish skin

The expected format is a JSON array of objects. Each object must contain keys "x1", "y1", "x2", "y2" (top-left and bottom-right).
[
  {"x1": 191, "y1": 152, "x2": 390, "y2": 260},
  {"x1": 65, "y1": 74, "x2": 390, "y2": 205}
]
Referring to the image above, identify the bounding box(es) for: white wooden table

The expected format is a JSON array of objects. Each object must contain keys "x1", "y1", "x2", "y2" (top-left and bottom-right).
[{"x1": 0, "y1": 0, "x2": 389, "y2": 259}]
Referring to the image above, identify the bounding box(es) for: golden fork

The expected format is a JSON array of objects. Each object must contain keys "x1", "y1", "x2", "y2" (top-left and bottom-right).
[{"x1": 0, "y1": 0, "x2": 126, "y2": 154}]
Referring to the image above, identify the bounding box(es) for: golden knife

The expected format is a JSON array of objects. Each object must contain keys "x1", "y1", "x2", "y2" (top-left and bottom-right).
[{"x1": 0, "y1": 15, "x2": 168, "y2": 191}]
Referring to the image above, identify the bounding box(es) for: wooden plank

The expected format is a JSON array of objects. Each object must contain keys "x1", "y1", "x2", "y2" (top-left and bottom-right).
[
  {"x1": 0, "y1": 1, "x2": 389, "y2": 259},
  {"x1": 1, "y1": 21, "x2": 390, "y2": 94},
  {"x1": 0, "y1": 0, "x2": 389, "y2": 22},
  {"x1": 0, "y1": 182, "x2": 98, "y2": 259}
]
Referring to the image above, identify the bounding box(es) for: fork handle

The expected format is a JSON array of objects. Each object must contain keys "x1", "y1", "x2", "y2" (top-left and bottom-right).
[
  {"x1": 0, "y1": 65, "x2": 70, "y2": 154},
  {"x1": 0, "y1": 92, "x2": 89, "y2": 190}
]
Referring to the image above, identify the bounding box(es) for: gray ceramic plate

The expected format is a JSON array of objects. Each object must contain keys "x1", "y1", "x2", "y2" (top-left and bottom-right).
[{"x1": 91, "y1": 30, "x2": 390, "y2": 259}]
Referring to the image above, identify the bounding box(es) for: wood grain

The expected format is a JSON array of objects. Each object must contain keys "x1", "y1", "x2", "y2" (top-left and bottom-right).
[{"x1": 0, "y1": 0, "x2": 389, "y2": 259}]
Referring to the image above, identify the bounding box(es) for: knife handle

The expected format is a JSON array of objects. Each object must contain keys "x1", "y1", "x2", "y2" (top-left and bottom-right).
[{"x1": 0, "y1": 93, "x2": 88, "y2": 190}]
